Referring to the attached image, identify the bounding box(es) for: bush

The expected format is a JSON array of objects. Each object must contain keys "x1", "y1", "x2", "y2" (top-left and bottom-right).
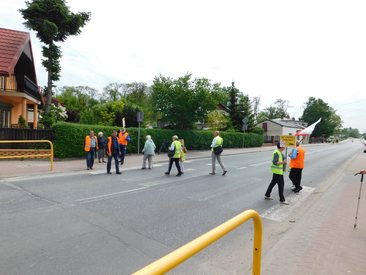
[{"x1": 52, "y1": 122, "x2": 264, "y2": 158}]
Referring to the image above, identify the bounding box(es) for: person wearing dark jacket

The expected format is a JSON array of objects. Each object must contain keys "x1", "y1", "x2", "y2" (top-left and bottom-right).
[
  {"x1": 106, "y1": 130, "x2": 121, "y2": 174},
  {"x1": 97, "y1": 132, "x2": 107, "y2": 163}
]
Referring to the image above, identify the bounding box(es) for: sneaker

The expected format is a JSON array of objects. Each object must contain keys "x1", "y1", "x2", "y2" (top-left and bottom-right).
[
  {"x1": 165, "y1": 172, "x2": 170, "y2": 175},
  {"x1": 116, "y1": 172, "x2": 122, "y2": 174},
  {"x1": 141, "y1": 167, "x2": 146, "y2": 170},
  {"x1": 264, "y1": 196, "x2": 273, "y2": 200},
  {"x1": 107, "y1": 171, "x2": 112, "y2": 174},
  {"x1": 209, "y1": 172, "x2": 216, "y2": 175},
  {"x1": 176, "y1": 173, "x2": 182, "y2": 177},
  {"x1": 222, "y1": 170, "x2": 227, "y2": 176},
  {"x1": 90, "y1": 167, "x2": 93, "y2": 170},
  {"x1": 87, "y1": 167, "x2": 90, "y2": 170},
  {"x1": 280, "y1": 200, "x2": 289, "y2": 205}
]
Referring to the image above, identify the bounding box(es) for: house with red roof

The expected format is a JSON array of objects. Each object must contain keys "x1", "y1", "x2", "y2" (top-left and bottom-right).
[{"x1": 0, "y1": 27, "x2": 42, "y2": 129}]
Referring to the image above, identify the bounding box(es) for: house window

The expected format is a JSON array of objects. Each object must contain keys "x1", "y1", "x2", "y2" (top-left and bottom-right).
[
  {"x1": 0, "y1": 103, "x2": 11, "y2": 128},
  {"x1": 0, "y1": 76, "x2": 5, "y2": 90},
  {"x1": 262, "y1": 123, "x2": 268, "y2": 132}
]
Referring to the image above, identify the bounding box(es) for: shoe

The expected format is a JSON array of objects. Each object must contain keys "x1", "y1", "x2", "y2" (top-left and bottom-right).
[
  {"x1": 141, "y1": 167, "x2": 146, "y2": 170},
  {"x1": 116, "y1": 172, "x2": 122, "y2": 174},
  {"x1": 176, "y1": 173, "x2": 182, "y2": 177},
  {"x1": 98, "y1": 160, "x2": 101, "y2": 163},
  {"x1": 165, "y1": 172, "x2": 170, "y2": 175},
  {"x1": 264, "y1": 196, "x2": 273, "y2": 200},
  {"x1": 209, "y1": 172, "x2": 216, "y2": 175},
  {"x1": 107, "y1": 171, "x2": 112, "y2": 174},
  {"x1": 120, "y1": 160, "x2": 124, "y2": 165},
  {"x1": 90, "y1": 167, "x2": 93, "y2": 170},
  {"x1": 102, "y1": 160, "x2": 106, "y2": 163},
  {"x1": 280, "y1": 200, "x2": 289, "y2": 205},
  {"x1": 87, "y1": 167, "x2": 90, "y2": 170},
  {"x1": 148, "y1": 168, "x2": 151, "y2": 169},
  {"x1": 222, "y1": 170, "x2": 227, "y2": 176}
]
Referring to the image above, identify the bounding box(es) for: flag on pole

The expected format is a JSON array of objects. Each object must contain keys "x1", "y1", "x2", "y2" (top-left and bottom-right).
[{"x1": 295, "y1": 118, "x2": 321, "y2": 136}]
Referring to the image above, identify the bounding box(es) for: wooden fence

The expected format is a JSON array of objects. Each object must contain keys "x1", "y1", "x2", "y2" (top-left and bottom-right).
[{"x1": 0, "y1": 128, "x2": 53, "y2": 149}]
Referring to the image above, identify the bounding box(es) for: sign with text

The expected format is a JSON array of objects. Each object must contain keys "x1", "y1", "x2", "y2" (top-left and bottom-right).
[{"x1": 280, "y1": 135, "x2": 297, "y2": 147}]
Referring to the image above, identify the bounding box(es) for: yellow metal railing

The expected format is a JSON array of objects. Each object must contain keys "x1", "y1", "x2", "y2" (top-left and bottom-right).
[
  {"x1": 133, "y1": 209, "x2": 262, "y2": 275},
  {"x1": 0, "y1": 140, "x2": 54, "y2": 171}
]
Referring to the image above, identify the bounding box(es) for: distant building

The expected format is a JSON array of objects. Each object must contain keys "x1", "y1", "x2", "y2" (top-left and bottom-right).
[
  {"x1": 256, "y1": 118, "x2": 308, "y2": 144},
  {"x1": 0, "y1": 28, "x2": 42, "y2": 128}
]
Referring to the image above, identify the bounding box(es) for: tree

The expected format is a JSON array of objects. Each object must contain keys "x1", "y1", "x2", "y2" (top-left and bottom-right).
[
  {"x1": 20, "y1": 0, "x2": 90, "y2": 127},
  {"x1": 257, "y1": 99, "x2": 290, "y2": 121},
  {"x1": 300, "y1": 97, "x2": 343, "y2": 138},
  {"x1": 206, "y1": 110, "x2": 230, "y2": 130},
  {"x1": 339, "y1": 127, "x2": 361, "y2": 138},
  {"x1": 225, "y1": 82, "x2": 254, "y2": 131},
  {"x1": 151, "y1": 74, "x2": 217, "y2": 129}
]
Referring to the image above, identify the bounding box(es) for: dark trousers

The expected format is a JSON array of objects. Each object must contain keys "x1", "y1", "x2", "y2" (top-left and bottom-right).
[
  {"x1": 168, "y1": 157, "x2": 181, "y2": 174},
  {"x1": 289, "y1": 168, "x2": 303, "y2": 189},
  {"x1": 265, "y1": 173, "x2": 285, "y2": 201},
  {"x1": 107, "y1": 152, "x2": 120, "y2": 173},
  {"x1": 86, "y1": 148, "x2": 96, "y2": 168},
  {"x1": 120, "y1": 144, "x2": 126, "y2": 163}
]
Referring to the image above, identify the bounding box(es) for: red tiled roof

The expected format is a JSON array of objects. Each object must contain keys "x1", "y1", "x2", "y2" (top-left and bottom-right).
[{"x1": 0, "y1": 28, "x2": 30, "y2": 76}]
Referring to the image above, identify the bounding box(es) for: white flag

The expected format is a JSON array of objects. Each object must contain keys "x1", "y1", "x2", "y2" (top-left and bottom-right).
[{"x1": 295, "y1": 118, "x2": 321, "y2": 136}]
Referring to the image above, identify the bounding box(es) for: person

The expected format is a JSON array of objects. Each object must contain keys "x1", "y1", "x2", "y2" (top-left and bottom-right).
[
  {"x1": 288, "y1": 141, "x2": 305, "y2": 193},
  {"x1": 265, "y1": 141, "x2": 289, "y2": 204},
  {"x1": 106, "y1": 130, "x2": 121, "y2": 174},
  {"x1": 179, "y1": 139, "x2": 187, "y2": 174},
  {"x1": 165, "y1": 135, "x2": 182, "y2": 176},
  {"x1": 118, "y1": 127, "x2": 130, "y2": 165},
  {"x1": 209, "y1": 131, "x2": 227, "y2": 176},
  {"x1": 84, "y1": 130, "x2": 98, "y2": 170},
  {"x1": 358, "y1": 169, "x2": 366, "y2": 174},
  {"x1": 97, "y1": 132, "x2": 106, "y2": 163},
  {"x1": 142, "y1": 135, "x2": 156, "y2": 169}
]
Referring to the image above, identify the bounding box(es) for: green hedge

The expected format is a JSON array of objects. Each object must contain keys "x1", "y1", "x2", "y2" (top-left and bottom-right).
[{"x1": 53, "y1": 122, "x2": 264, "y2": 158}]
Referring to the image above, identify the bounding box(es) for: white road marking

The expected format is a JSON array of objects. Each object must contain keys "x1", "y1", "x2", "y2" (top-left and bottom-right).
[
  {"x1": 75, "y1": 186, "x2": 148, "y2": 204},
  {"x1": 261, "y1": 186, "x2": 315, "y2": 222},
  {"x1": 250, "y1": 161, "x2": 269, "y2": 167},
  {"x1": 237, "y1": 166, "x2": 248, "y2": 170}
]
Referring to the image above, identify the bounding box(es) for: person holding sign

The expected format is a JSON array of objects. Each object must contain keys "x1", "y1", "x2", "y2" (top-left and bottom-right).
[
  {"x1": 288, "y1": 141, "x2": 305, "y2": 193},
  {"x1": 265, "y1": 141, "x2": 289, "y2": 204}
]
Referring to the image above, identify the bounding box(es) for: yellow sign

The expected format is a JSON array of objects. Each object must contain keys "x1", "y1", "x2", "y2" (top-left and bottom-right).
[{"x1": 280, "y1": 135, "x2": 297, "y2": 147}]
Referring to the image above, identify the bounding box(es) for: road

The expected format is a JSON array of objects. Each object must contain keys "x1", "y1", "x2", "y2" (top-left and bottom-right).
[{"x1": 0, "y1": 141, "x2": 362, "y2": 274}]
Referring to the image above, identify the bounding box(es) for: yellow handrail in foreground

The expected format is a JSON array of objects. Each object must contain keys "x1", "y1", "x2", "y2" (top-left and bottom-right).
[
  {"x1": 0, "y1": 140, "x2": 54, "y2": 171},
  {"x1": 133, "y1": 209, "x2": 262, "y2": 275}
]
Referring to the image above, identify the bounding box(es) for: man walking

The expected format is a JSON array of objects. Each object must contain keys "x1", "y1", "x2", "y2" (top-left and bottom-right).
[
  {"x1": 265, "y1": 141, "x2": 289, "y2": 204},
  {"x1": 85, "y1": 130, "x2": 98, "y2": 170},
  {"x1": 210, "y1": 131, "x2": 227, "y2": 176},
  {"x1": 289, "y1": 141, "x2": 305, "y2": 193},
  {"x1": 107, "y1": 130, "x2": 121, "y2": 174},
  {"x1": 118, "y1": 127, "x2": 130, "y2": 165},
  {"x1": 165, "y1": 135, "x2": 182, "y2": 176}
]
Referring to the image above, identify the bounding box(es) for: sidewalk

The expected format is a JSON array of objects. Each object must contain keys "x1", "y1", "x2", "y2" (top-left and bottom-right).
[{"x1": 0, "y1": 146, "x2": 273, "y2": 179}]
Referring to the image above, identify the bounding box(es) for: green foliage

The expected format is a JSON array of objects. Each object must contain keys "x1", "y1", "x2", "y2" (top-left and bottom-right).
[
  {"x1": 18, "y1": 115, "x2": 27, "y2": 128},
  {"x1": 257, "y1": 99, "x2": 290, "y2": 121},
  {"x1": 339, "y1": 127, "x2": 361, "y2": 138},
  {"x1": 151, "y1": 74, "x2": 218, "y2": 129},
  {"x1": 301, "y1": 97, "x2": 343, "y2": 138},
  {"x1": 52, "y1": 122, "x2": 264, "y2": 158},
  {"x1": 206, "y1": 110, "x2": 230, "y2": 130}
]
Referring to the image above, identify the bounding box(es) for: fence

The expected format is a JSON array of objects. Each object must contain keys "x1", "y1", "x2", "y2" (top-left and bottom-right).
[
  {"x1": 0, "y1": 128, "x2": 53, "y2": 149},
  {"x1": 133, "y1": 209, "x2": 262, "y2": 275}
]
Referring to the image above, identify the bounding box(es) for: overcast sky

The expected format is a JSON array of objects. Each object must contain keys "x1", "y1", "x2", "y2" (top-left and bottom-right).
[{"x1": 1, "y1": 0, "x2": 365, "y2": 132}]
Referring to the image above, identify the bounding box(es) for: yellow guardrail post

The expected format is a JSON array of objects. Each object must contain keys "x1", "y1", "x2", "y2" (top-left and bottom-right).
[
  {"x1": 0, "y1": 140, "x2": 54, "y2": 171},
  {"x1": 133, "y1": 209, "x2": 262, "y2": 275}
]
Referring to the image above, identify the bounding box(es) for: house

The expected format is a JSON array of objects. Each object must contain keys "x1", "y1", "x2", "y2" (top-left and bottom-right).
[
  {"x1": 0, "y1": 27, "x2": 42, "y2": 129},
  {"x1": 256, "y1": 118, "x2": 308, "y2": 144}
]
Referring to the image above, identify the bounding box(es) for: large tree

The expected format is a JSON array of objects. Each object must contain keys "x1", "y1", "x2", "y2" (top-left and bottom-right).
[
  {"x1": 20, "y1": 0, "x2": 90, "y2": 127},
  {"x1": 151, "y1": 74, "x2": 217, "y2": 129},
  {"x1": 257, "y1": 99, "x2": 290, "y2": 121},
  {"x1": 300, "y1": 97, "x2": 342, "y2": 138}
]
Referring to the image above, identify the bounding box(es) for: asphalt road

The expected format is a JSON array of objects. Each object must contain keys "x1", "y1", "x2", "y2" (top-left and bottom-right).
[{"x1": 0, "y1": 141, "x2": 362, "y2": 274}]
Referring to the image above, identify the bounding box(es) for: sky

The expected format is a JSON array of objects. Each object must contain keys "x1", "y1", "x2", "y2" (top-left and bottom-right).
[{"x1": 1, "y1": 0, "x2": 365, "y2": 132}]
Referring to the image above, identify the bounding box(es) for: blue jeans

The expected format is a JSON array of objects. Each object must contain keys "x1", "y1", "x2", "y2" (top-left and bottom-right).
[
  {"x1": 86, "y1": 148, "x2": 96, "y2": 168},
  {"x1": 107, "y1": 152, "x2": 120, "y2": 173}
]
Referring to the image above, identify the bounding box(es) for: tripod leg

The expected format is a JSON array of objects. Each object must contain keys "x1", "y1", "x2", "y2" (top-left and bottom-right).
[{"x1": 354, "y1": 174, "x2": 364, "y2": 229}]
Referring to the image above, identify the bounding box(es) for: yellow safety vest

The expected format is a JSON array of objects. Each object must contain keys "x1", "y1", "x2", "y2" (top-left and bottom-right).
[{"x1": 270, "y1": 149, "x2": 284, "y2": 175}]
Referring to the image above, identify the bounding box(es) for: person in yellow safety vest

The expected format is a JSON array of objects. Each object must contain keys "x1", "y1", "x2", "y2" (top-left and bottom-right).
[
  {"x1": 84, "y1": 130, "x2": 98, "y2": 170},
  {"x1": 264, "y1": 141, "x2": 289, "y2": 205},
  {"x1": 118, "y1": 127, "x2": 130, "y2": 165},
  {"x1": 179, "y1": 139, "x2": 187, "y2": 174},
  {"x1": 165, "y1": 135, "x2": 182, "y2": 176},
  {"x1": 209, "y1": 131, "x2": 227, "y2": 176},
  {"x1": 289, "y1": 141, "x2": 305, "y2": 193}
]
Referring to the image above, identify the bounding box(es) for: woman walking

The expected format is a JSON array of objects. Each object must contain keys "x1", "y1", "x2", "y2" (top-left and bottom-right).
[
  {"x1": 142, "y1": 135, "x2": 156, "y2": 169},
  {"x1": 97, "y1": 132, "x2": 106, "y2": 163}
]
